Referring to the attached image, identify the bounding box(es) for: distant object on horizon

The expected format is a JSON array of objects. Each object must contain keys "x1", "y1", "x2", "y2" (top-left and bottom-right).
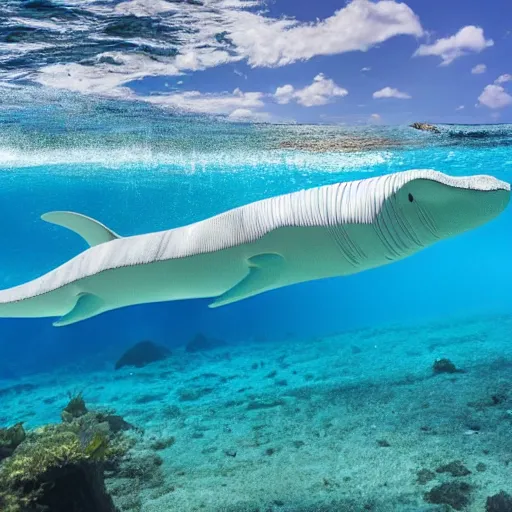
[
  {"x1": 0, "y1": 170, "x2": 508, "y2": 326},
  {"x1": 410, "y1": 122, "x2": 441, "y2": 134}
]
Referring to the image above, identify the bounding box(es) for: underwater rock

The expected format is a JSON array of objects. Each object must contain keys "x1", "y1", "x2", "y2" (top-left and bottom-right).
[
  {"x1": 185, "y1": 333, "x2": 226, "y2": 353},
  {"x1": 377, "y1": 439, "x2": 391, "y2": 447},
  {"x1": 0, "y1": 410, "x2": 130, "y2": 512},
  {"x1": 424, "y1": 482, "x2": 472, "y2": 510},
  {"x1": 115, "y1": 340, "x2": 170, "y2": 370},
  {"x1": 433, "y1": 358, "x2": 464, "y2": 374},
  {"x1": 486, "y1": 491, "x2": 512, "y2": 511},
  {"x1": 435, "y1": 460, "x2": 471, "y2": 477},
  {"x1": 0, "y1": 422, "x2": 26, "y2": 462},
  {"x1": 61, "y1": 392, "x2": 88, "y2": 422},
  {"x1": 410, "y1": 122, "x2": 441, "y2": 134}
]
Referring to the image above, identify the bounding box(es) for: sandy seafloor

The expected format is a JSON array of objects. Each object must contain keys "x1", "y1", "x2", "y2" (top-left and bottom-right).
[{"x1": 1, "y1": 313, "x2": 511, "y2": 512}]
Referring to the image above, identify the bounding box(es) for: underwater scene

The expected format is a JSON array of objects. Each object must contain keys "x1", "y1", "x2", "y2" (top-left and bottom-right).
[{"x1": 1, "y1": 1, "x2": 512, "y2": 511}]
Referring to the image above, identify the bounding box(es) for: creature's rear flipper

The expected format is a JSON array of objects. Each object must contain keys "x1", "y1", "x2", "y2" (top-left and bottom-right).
[
  {"x1": 53, "y1": 293, "x2": 105, "y2": 327},
  {"x1": 41, "y1": 211, "x2": 121, "y2": 247},
  {"x1": 209, "y1": 253, "x2": 285, "y2": 308}
]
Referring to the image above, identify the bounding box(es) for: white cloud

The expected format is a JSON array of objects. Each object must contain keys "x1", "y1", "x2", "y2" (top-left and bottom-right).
[
  {"x1": 274, "y1": 84, "x2": 295, "y2": 105},
  {"x1": 471, "y1": 63, "x2": 486, "y2": 74},
  {"x1": 274, "y1": 74, "x2": 348, "y2": 107},
  {"x1": 175, "y1": 50, "x2": 236, "y2": 72},
  {"x1": 234, "y1": 69, "x2": 248, "y2": 79},
  {"x1": 495, "y1": 74, "x2": 512, "y2": 84},
  {"x1": 456, "y1": 105, "x2": 465, "y2": 110},
  {"x1": 228, "y1": 0, "x2": 423, "y2": 67},
  {"x1": 478, "y1": 84, "x2": 512, "y2": 109},
  {"x1": 144, "y1": 87, "x2": 266, "y2": 117},
  {"x1": 373, "y1": 86, "x2": 411, "y2": 99},
  {"x1": 369, "y1": 113, "x2": 382, "y2": 123},
  {"x1": 228, "y1": 108, "x2": 270, "y2": 122},
  {"x1": 361, "y1": 67, "x2": 371, "y2": 72},
  {"x1": 414, "y1": 26, "x2": 493, "y2": 65}
]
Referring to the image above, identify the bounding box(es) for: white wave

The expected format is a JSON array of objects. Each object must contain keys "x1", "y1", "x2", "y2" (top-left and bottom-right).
[
  {"x1": 8, "y1": 17, "x2": 69, "y2": 32},
  {"x1": 0, "y1": 147, "x2": 391, "y2": 172}
]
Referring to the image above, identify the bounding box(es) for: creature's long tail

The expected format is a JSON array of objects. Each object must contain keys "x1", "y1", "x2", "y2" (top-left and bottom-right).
[{"x1": 0, "y1": 210, "x2": 120, "y2": 325}]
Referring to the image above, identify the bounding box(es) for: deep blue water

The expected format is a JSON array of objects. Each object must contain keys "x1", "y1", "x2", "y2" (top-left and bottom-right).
[{"x1": 1, "y1": 111, "x2": 511, "y2": 377}]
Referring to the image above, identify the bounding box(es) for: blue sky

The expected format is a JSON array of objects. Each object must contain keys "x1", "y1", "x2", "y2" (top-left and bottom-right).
[
  {"x1": 3, "y1": 0, "x2": 512, "y2": 124},
  {"x1": 131, "y1": 0, "x2": 512, "y2": 124}
]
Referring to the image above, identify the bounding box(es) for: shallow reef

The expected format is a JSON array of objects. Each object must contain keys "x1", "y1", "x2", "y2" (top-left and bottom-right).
[
  {"x1": 0, "y1": 395, "x2": 134, "y2": 512},
  {"x1": 0, "y1": 423, "x2": 25, "y2": 462}
]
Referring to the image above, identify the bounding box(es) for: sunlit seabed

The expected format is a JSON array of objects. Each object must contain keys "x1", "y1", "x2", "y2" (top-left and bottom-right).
[{"x1": 1, "y1": 313, "x2": 511, "y2": 511}]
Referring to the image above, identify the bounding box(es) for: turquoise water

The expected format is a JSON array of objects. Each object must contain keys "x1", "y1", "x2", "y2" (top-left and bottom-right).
[{"x1": 1, "y1": 111, "x2": 512, "y2": 511}]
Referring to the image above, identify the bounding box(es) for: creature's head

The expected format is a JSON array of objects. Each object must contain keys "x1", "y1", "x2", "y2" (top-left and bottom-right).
[{"x1": 371, "y1": 170, "x2": 510, "y2": 257}]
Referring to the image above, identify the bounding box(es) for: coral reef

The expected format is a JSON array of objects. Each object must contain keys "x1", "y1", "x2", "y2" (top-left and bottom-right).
[
  {"x1": 61, "y1": 391, "x2": 88, "y2": 422},
  {"x1": 115, "y1": 341, "x2": 170, "y2": 370},
  {"x1": 0, "y1": 423, "x2": 25, "y2": 462},
  {"x1": 0, "y1": 399, "x2": 133, "y2": 512}
]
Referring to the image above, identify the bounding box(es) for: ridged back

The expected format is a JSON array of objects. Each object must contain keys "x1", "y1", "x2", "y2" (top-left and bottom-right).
[{"x1": 0, "y1": 169, "x2": 508, "y2": 303}]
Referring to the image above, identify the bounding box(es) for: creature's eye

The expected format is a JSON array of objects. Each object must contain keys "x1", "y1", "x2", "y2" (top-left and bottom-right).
[{"x1": 408, "y1": 193, "x2": 414, "y2": 203}]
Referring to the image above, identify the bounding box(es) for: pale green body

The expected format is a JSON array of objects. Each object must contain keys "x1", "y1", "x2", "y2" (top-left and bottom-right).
[{"x1": 0, "y1": 169, "x2": 508, "y2": 326}]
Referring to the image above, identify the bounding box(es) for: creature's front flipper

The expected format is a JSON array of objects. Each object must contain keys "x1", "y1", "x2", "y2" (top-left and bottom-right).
[
  {"x1": 209, "y1": 253, "x2": 285, "y2": 309},
  {"x1": 53, "y1": 293, "x2": 105, "y2": 327}
]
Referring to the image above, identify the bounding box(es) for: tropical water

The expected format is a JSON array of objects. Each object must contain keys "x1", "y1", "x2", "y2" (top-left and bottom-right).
[{"x1": 1, "y1": 94, "x2": 512, "y2": 510}]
